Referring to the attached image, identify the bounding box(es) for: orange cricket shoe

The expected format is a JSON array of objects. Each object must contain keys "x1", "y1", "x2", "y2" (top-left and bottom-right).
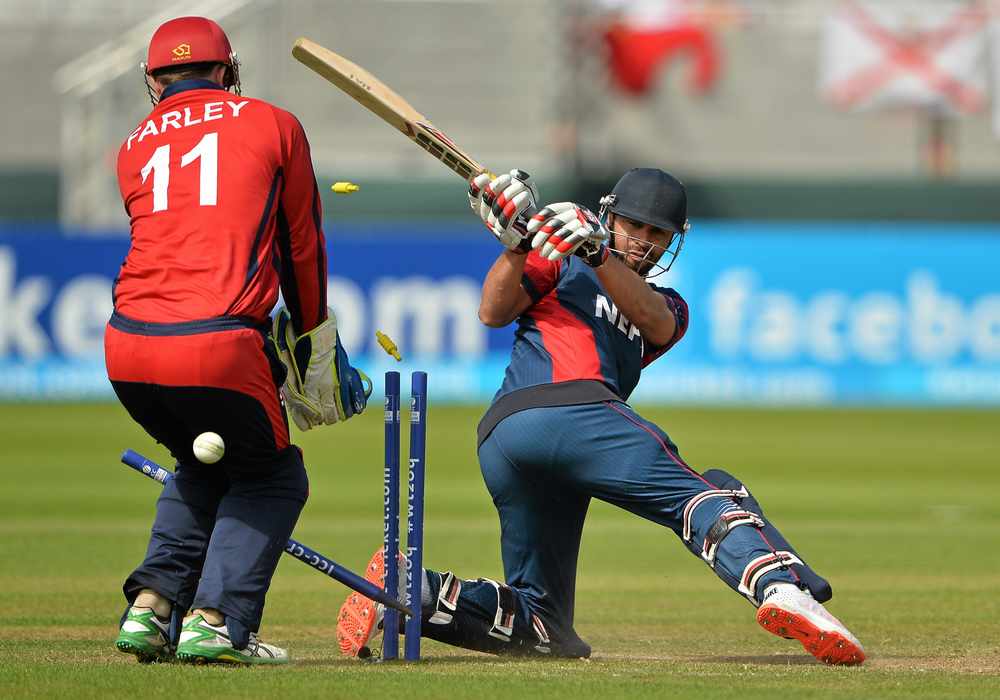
[
  {"x1": 756, "y1": 583, "x2": 866, "y2": 666},
  {"x1": 336, "y1": 547, "x2": 406, "y2": 658}
]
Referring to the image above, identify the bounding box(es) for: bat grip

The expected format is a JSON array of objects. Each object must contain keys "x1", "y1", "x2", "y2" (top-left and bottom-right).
[{"x1": 513, "y1": 213, "x2": 533, "y2": 253}]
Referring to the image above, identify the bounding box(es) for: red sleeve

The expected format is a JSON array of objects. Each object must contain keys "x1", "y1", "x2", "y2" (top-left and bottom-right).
[
  {"x1": 642, "y1": 287, "x2": 689, "y2": 368},
  {"x1": 275, "y1": 109, "x2": 327, "y2": 335},
  {"x1": 520, "y1": 251, "x2": 562, "y2": 303}
]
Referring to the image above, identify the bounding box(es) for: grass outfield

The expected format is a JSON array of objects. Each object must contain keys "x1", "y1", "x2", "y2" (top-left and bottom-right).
[{"x1": 1, "y1": 402, "x2": 998, "y2": 698}]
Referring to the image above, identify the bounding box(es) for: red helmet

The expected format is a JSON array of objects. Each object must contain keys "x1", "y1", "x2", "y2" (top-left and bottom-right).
[{"x1": 145, "y1": 16, "x2": 235, "y2": 74}]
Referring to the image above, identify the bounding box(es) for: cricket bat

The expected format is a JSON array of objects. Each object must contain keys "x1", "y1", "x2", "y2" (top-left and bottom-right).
[{"x1": 292, "y1": 37, "x2": 490, "y2": 181}]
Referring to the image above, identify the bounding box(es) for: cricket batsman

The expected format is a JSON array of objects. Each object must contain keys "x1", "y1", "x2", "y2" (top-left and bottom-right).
[
  {"x1": 338, "y1": 168, "x2": 865, "y2": 666},
  {"x1": 107, "y1": 16, "x2": 368, "y2": 664}
]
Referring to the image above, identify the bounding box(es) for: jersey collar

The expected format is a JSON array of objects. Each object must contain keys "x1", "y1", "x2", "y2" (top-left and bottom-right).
[{"x1": 160, "y1": 79, "x2": 227, "y2": 102}]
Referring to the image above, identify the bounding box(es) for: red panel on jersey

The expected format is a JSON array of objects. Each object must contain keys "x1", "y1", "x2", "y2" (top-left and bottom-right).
[
  {"x1": 521, "y1": 251, "x2": 561, "y2": 302},
  {"x1": 530, "y1": 289, "x2": 603, "y2": 383}
]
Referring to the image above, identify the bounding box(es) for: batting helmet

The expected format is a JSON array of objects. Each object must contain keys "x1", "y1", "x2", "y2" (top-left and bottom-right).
[
  {"x1": 598, "y1": 168, "x2": 690, "y2": 277},
  {"x1": 599, "y1": 168, "x2": 688, "y2": 234}
]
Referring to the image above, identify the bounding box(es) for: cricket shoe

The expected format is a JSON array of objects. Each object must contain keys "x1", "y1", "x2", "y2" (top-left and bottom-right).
[
  {"x1": 336, "y1": 547, "x2": 406, "y2": 657},
  {"x1": 115, "y1": 606, "x2": 171, "y2": 663},
  {"x1": 757, "y1": 583, "x2": 866, "y2": 666},
  {"x1": 175, "y1": 613, "x2": 288, "y2": 665}
]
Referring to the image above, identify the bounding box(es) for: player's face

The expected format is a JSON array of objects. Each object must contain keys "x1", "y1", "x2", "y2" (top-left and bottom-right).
[{"x1": 610, "y1": 215, "x2": 675, "y2": 276}]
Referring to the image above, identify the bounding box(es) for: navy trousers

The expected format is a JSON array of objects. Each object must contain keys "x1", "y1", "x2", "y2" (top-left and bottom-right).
[
  {"x1": 113, "y1": 380, "x2": 308, "y2": 633},
  {"x1": 475, "y1": 400, "x2": 797, "y2": 651},
  {"x1": 123, "y1": 445, "x2": 308, "y2": 631}
]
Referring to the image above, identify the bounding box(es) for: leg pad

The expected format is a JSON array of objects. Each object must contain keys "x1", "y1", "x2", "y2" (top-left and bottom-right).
[{"x1": 702, "y1": 468, "x2": 833, "y2": 603}]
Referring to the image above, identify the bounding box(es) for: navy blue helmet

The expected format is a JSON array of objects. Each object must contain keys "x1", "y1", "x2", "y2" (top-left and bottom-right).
[{"x1": 598, "y1": 168, "x2": 690, "y2": 277}]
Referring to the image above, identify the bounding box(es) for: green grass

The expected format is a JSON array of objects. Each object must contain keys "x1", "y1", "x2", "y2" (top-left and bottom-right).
[{"x1": 1, "y1": 402, "x2": 998, "y2": 698}]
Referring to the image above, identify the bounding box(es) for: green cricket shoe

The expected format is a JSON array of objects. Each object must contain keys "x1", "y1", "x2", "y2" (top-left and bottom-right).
[
  {"x1": 176, "y1": 614, "x2": 289, "y2": 665},
  {"x1": 115, "y1": 606, "x2": 171, "y2": 663}
]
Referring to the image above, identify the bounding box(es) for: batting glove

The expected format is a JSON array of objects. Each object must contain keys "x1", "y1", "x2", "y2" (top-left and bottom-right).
[
  {"x1": 468, "y1": 169, "x2": 538, "y2": 251},
  {"x1": 527, "y1": 202, "x2": 610, "y2": 266}
]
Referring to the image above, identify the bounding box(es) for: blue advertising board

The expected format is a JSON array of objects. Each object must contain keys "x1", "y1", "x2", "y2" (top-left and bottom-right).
[{"x1": 1, "y1": 221, "x2": 998, "y2": 404}]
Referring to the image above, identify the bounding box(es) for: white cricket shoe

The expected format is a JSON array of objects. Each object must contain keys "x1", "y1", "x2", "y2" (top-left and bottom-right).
[
  {"x1": 176, "y1": 613, "x2": 288, "y2": 665},
  {"x1": 757, "y1": 583, "x2": 866, "y2": 666}
]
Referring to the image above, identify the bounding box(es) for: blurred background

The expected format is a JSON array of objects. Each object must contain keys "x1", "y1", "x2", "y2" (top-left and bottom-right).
[
  {"x1": 1, "y1": 0, "x2": 998, "y2": 405},
  {"x1": 4, "y1": 5, "x2": 998, "y2": 688}
]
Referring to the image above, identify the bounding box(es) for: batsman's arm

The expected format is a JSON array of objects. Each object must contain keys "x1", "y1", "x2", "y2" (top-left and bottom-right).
[
  {"x1": 275, "y1": 109, "x2": 328, "y2": 336},
  {"x1": 594, "y1": 256, "x2": 676, "y2": 347},
  {"x1": 478, "y1": 250, "x2": 534, "y2": 327}
]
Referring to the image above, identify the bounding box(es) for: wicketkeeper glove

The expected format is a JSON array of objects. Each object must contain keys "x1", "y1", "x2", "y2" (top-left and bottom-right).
[
  {"x1": 527, "y1": 202, "x2": 610, "y2": 267},
  {"x1": 272, "y1": 307, "x2": 372, "y2": 431}
]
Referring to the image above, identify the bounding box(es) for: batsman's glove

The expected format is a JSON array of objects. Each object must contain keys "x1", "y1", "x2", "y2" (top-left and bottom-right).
[
  {"x1": 468, "y1": 169, "x2": 538, "y2": 252},
  {"x1": 272, "y1": 307, "x2": 372, "y2": 431},
  {"x1": 527, "y1": 202, "x2": 610, "y2": 267}
]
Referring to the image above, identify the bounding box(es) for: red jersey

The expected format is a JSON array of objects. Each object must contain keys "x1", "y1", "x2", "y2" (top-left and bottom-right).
[{"x1": 115, "y1": 79, "x2": 326, "y2": 335}]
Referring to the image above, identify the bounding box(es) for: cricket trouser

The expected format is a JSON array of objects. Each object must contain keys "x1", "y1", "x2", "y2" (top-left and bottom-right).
[
  {"x1": 468, "y1": 400, "x2": 799, "y2": 654},
  {"x1": 105, "y1": 317, "x2": 308, "y2": 634}
]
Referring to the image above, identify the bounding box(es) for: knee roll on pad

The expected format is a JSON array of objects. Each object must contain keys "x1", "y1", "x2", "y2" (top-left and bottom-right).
[
  {"x1": 682, "y1": 486, "x2": 764, "y2": 566},
  {"x1": 701, "y1": 468, "x2": 833, "y2": 603},
  {"x1": 703, "y1": 509, "x2": 765, "y2": 565},
  {"x1": 682, "y1": 486, "x2": 750, "y2": 542}
]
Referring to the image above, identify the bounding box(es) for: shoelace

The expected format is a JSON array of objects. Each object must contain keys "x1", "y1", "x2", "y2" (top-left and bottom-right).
[{"x1": 246, "y1": 635, "x2": 276, "y2": 658}]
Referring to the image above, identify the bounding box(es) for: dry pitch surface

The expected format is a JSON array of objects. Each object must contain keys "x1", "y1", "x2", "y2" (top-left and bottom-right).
[{"x1": 1, "y1": 403, "x2": 997, "y2": 698}]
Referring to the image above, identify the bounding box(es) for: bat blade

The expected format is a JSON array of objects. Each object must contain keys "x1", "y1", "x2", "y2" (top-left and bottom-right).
[{"x1": 292, "y1": 37, "x2": 487, "y2": 180}]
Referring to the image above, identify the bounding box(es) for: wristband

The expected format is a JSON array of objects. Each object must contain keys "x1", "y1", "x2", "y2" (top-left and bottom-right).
[{"x1": 578, "y1": 243, "x2": 609, "y2": 268}]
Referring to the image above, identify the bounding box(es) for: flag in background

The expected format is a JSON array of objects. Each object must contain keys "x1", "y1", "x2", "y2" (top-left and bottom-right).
[{"x1": 820, "y1": 0, "x2": 989, "y2": 115}]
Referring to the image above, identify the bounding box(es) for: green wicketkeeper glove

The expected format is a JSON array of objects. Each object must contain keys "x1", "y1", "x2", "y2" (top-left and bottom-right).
[{"x1": 272, "y1": 307, "x2": 372, "y2": 431}]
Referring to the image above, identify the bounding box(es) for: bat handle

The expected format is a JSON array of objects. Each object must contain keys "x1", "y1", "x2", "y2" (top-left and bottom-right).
[{"x1": 513, "y1": 213, "x2": 534, "y2": 253}]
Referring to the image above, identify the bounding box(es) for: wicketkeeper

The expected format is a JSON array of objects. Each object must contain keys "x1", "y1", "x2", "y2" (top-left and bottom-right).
[
  {"x1": 338, "y1": 168, "x2": 865, "y2": 666},
  {"x1": 108, "y1": 16, "x2": 368, "y2": 665}
]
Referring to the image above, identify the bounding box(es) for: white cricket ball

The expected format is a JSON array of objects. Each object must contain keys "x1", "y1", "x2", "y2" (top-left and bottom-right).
[{"x1": 193, "y1": 432, "x2": 225, "y2": 464}]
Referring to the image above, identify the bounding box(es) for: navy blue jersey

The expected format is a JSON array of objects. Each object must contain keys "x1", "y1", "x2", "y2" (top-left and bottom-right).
[{"x1": 494, "y1": 252, "x2": 689, "y2": 402}]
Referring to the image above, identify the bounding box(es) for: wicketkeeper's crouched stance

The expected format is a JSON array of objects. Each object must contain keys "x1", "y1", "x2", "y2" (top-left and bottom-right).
[
  {"x1": 338, "y1": 169, "x2": 865, "y2": 666},
  {"x1": 110, "y1": 17, "x2": 367, "y2": 665}
]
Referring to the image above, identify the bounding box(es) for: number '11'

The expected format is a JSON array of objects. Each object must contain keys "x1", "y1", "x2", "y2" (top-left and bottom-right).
[{"x1": 140, "y1": 132, "x2": 218, "y2": 213}]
